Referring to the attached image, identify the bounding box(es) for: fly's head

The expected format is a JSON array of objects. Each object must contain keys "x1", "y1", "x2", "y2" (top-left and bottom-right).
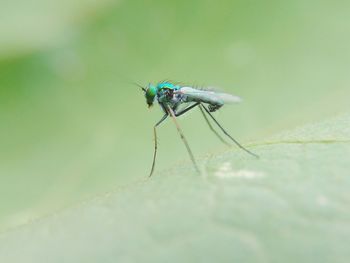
[
  {"x1": 142, "y1": 84, "x2": 157, "y2": 108},
  {"x1": 138, "y1": 82, "x2": 176, "y2": 108}
]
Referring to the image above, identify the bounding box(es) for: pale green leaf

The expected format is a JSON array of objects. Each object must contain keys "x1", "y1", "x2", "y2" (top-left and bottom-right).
[{"x1": 0, "y1": 114, "x2": 349, "y2": 263}]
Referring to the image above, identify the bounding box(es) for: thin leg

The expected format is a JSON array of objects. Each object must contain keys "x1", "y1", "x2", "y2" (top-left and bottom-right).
[
  {"x1": 175, "y1": 102, "x2": 200, "y2": 117},
  {"x1": 201, "y1": 104, "x2": 259, "y2": 158},
  {"x1": 199, "y1": 104, "x2": 230, "y2": 146},
  {"x1": 149, "y1": 114, "x2": 168, "y2": 177},
  {"x1": 167, "y1": 106, "x2": 201, "y2": 174},
  {"x1": 175, "y1": 103, "x2": 229, "y2": 146}
]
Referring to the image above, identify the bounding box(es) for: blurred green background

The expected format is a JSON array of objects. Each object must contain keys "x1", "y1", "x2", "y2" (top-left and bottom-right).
[{"x1": 0, "y1": 0, "x2": 349, "y2": 232}]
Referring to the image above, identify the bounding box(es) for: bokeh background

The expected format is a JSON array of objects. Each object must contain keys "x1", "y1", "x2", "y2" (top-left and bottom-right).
[{"x1": 1, "y1": 0, "x2": 349, "y2": 232}]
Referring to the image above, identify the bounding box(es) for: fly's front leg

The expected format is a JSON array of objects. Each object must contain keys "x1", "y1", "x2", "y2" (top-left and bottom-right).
[{"x1": 149, "y1": 114, "x2": 168, "y2": 177}]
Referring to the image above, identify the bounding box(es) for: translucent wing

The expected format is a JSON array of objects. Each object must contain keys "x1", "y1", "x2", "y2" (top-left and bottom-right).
[{"x1": 176, "y1": 87, "x2": 241, "y2": 105}]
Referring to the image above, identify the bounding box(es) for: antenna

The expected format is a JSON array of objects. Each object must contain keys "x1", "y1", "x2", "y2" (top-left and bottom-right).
[{"x1": 133, "y1": 82, "x2": 146, "y2": 92}]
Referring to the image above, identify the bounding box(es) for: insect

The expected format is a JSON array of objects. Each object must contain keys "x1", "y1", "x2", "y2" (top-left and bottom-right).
[{"x1": 139, "y1": 81, "x2": 258, "y2": 177}]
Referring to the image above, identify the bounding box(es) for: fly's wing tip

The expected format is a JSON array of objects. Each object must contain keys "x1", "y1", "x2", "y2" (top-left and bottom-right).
[
  {"x1": 216, "y1": 93, "x2": 242, "y2": 104},
  {"x1": 226, "y1": 95, "x2": 242, "y2": 104},
  {"x1": 235, "y1": 96, "x2": 242, "y2": 103}
]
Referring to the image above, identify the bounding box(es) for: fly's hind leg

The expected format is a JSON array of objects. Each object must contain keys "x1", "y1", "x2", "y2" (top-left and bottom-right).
[
  {"x1": 199, "y1": 104, "x2": 229, "y2": 146},
  {"x1": 201, "y1": 104, "x2": 259, "y2": 158}
]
